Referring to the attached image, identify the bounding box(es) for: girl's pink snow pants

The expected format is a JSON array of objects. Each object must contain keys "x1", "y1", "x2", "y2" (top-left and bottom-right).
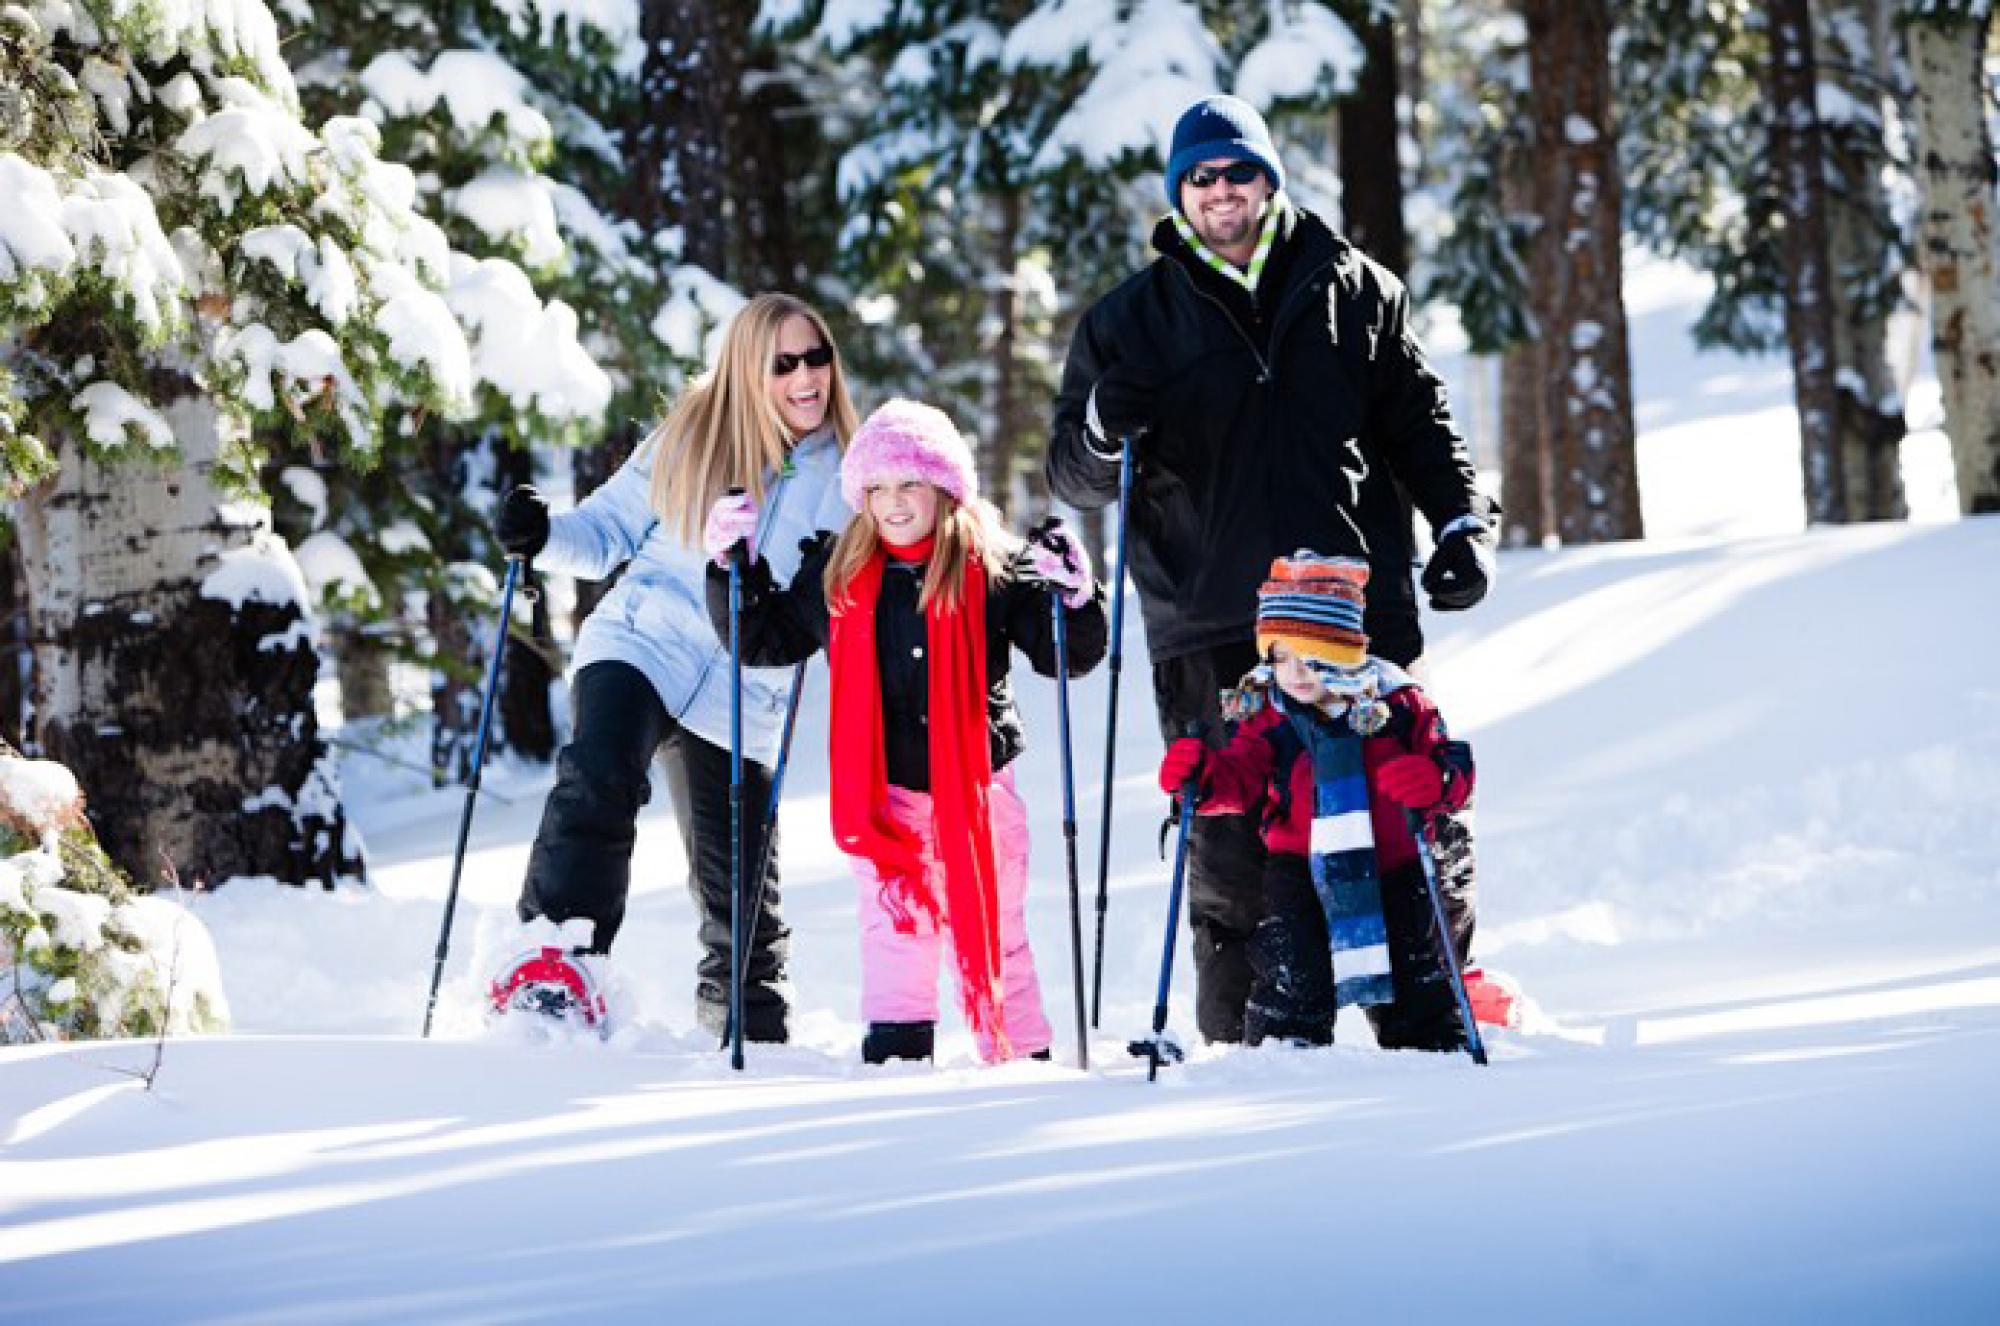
[{"x1": 852, "y1": 768, "x2": 1053, "y2": 1061}]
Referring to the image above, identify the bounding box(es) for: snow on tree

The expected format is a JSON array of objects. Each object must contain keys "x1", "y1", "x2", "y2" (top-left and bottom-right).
[
  {"x1": 0, "y1": 0, "x2": 500, "y2": 890},
  {"x1": 1, "y1": 729, "x2": 229, "y2": 1041},
  {"x1": 1899, "y1": 0, "x2": 2000, "y2": 513},
  {"x1": 273, "y1": 0, "x2": 643, "y2": 773}
]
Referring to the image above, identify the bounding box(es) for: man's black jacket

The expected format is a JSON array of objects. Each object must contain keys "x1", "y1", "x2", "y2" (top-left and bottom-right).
[{"x1": 1047, "y1": 206, "x2": 1486, "y2": 666}]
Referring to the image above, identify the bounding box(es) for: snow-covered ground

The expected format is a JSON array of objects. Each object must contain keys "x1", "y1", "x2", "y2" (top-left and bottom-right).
[{"x1": 3, "y1": 262, "x2": 1996, "y2": 1323}]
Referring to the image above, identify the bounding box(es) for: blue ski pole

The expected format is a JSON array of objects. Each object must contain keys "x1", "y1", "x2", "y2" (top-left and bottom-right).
[
  {"x1": 1409, "y1": 810, "x2": 1488, "y2": 1066},
  {"x1": 422, "y1": 555, "x2": 523, "y2": 1038},
  {"x1": 1131, "y1": 722, "x2": 1201, "y2": 1081},
  {"x1": 1090, "y1": 438, "x2": 1136, "y2": 1027},
  {"x1": 721, "y1": 660, "x2": 807, "y2": 1051},
  {"x1": 1051, "y1": 577, "x2": 1088, "y2": 1070},
  {"x1": 726, "y1": 539, "x2": 748, "y2": 1070}
]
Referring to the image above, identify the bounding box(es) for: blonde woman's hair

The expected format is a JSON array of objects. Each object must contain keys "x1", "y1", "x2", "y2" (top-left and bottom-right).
[
  {"x1": 825, "y1": 489, "x2": 1022, "y2": 614},
  {"x1": 649, "y1": 293, "x2": 861, "y2": 545}
]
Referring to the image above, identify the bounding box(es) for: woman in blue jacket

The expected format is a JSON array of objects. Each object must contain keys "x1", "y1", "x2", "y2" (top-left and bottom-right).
[{"x1": 492, "y1": 293, "x2": 858, "y2": 1040}]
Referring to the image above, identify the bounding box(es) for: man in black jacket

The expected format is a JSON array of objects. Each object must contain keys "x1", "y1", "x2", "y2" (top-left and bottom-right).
[{"x1": 1047, "y1": 94, "x2": 1496, "y2": 1044}]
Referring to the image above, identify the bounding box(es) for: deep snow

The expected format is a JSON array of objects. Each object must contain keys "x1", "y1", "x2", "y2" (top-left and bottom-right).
[{"x1": 2, "y1": 262, "x2": 1996, "y2": 1323}]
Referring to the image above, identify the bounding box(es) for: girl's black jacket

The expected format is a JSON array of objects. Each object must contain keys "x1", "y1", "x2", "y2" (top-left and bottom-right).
[{"x1": 705, "y1": 535, "x2": 1107, "y2": 792}]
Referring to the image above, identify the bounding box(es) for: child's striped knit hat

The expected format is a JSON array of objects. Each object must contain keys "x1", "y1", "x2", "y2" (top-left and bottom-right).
[{"x1": 1256, "y1": 551, "x2": 1369, "y2": 671}]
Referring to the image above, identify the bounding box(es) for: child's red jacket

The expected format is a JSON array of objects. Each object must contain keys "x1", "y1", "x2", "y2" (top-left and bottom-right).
[{"x1": 1193, "y1": 686, "x2": 1473, "y2": 874}]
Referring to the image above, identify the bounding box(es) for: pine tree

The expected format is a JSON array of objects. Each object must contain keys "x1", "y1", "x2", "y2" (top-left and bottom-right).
[
  {"x1": 1423, "y1": 2, "x2": 1540, "y2": 541},
  {"x1": 2, "y1": 0, "x2": 479, "y2": 887},
  {"x1": 1620, "y1": 0, "x2": 1919, "y2": 524},
  {"x1": 271, "y1": 0, "x2": 633, "y2": 774},
  {"x1": 806, "y1": 0, "x2": 1367, "y2": 519}
]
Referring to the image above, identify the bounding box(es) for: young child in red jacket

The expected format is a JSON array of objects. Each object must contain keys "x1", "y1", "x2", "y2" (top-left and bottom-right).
[{"x1": 1157, "y1": 552, "x2": 1476, "y2": 1050}]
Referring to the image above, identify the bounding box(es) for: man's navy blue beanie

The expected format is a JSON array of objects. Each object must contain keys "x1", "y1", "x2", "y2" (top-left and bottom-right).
[{"x1": 1163, "y1": 94, "x2": 1285, "y2": 206}]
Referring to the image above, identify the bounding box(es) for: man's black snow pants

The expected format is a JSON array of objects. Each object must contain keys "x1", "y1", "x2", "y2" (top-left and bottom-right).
[
  {"x1": 517, "y1": 660, "x2": 790, "y2": 1040},
  {"x1": 1152, "y1": 641, "x2": 1268, "y2": 1043}
]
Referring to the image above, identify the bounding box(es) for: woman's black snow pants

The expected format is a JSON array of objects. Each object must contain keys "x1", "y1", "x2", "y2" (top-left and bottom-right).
[{"x1": 517, "y1": 660, "x2": 790, "y2": 1040}]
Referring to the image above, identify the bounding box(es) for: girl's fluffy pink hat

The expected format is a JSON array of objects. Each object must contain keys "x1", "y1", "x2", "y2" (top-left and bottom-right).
[{"x1": 840, "y1": 398, "x2": 978, "y2": 510}]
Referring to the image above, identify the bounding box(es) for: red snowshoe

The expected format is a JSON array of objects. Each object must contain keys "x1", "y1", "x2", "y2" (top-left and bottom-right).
[
  {"x1": 1461, "y1": 965, "x2": 1523, "y2": 1031},
  {"x1": 488, "y1": 946, "x2": 609, "y2": 1034}
]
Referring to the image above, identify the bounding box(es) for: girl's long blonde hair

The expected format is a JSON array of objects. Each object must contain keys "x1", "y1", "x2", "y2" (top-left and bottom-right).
[
  {"x1": 649, "y1": 293, "x2": 861, "y2": 545},
  {"x1": 825, "y1": 489, "x2": 1021, "y2": 614}
]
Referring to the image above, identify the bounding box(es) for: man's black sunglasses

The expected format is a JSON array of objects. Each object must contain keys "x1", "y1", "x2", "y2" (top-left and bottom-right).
[
  {"x1": 1184, "y1": 161, "x2": 1264, "y2": 190},
  {"x1": 771, "y1": 344, "x2": 834, "y2": 376}
]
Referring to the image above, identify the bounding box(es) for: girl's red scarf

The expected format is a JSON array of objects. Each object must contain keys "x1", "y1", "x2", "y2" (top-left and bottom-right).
[{"x1": 828, "y1": 536, "x2": 1009, "y2": 1050}]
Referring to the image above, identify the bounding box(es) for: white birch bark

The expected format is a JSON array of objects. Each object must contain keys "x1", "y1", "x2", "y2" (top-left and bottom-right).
[
  {"x1": 14, "y1": 397, "x2": 363, "y2": 889},
  {"x1": 1903, "y1": 7, "x2": 2000, "y2": 513}
]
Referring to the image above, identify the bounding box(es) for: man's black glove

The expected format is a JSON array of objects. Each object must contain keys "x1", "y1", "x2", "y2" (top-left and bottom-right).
[
  {"x1": 1421, "y1": 517, "x2": 1496, "y2": 611},
  {"x1": 495, "y1": 484, "x2": 551, "y2": 559},
  {"x1": 1086, "y1": 364, "x2": 1154, "y2": 446}
]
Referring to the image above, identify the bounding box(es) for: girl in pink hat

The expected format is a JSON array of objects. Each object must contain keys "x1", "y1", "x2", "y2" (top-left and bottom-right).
[{"x1": 705, "y1": 399, "x2": 1106, "y2": 1064}]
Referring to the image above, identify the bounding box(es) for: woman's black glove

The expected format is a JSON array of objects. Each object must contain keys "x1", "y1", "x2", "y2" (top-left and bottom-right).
[{"x1": 495, "y1": 485, "x2": 551, "y2": 559}]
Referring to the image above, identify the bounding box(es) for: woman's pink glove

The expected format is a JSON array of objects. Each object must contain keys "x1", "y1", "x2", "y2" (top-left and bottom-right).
[
  {"x1": 1376, "y1": 753, "x2": 1443, "y2": 810},
  {"x1": 1027, "y1": 521, "x2": 1094, "y2": 608},
  {"x1": 703, "y1": 492, "x2": 760, "y2": 565}
]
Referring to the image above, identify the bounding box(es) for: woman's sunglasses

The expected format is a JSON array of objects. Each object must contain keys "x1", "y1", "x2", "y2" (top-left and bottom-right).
[
  {"x1": 1184, "y1": 161, "x2": 1264, "y2": 190},
  {"x1": 771, "y1": 344, "x2": 834, "y2": 376}
]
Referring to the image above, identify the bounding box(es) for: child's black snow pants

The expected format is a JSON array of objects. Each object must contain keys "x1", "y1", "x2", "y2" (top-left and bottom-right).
[{"x1": 1245, "y1": 853, "x2": 1469, "y2": 1052}]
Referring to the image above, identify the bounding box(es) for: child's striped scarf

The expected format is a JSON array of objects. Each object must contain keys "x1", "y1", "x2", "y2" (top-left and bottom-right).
[{"x1": 1283, "y1": 698, "x2": 1394, "y2": 1008}]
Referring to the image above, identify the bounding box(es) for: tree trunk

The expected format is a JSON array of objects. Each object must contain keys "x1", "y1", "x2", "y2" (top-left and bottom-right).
[
  {"x1": 335, "y1": 620, "x2": 398, "y2": 722},
  {"x1": 494, "y1": 445, "x2": 556, "y2": 762},
  {"x1": 1903, "y1": 8, "x2": 2000, "y2": 514},
  {"x1": 1, "y1": 536, "x2": 23, "y2": 751},
  {"x1": 986, "y1": 191, "x2": 1025, "y2": 521},
  {"x1": 733, "y1": 44, "x2": 806, "y2": 294},
  {"x1": 14, "y1": 402, "x2": 362, "y2": 890},
  {"x1": 1399, "y1": 0, "x2": 1427, "y2": 181},
  {"x1": 1340, "y1": 6, "x2": 1409, "y2": 276},
  {"x1": 1522, "y1": 0, "x2": 1643, "y2": 543},
  {"x1": 424, "y1": 435, "x2": 480, "y2": 786},
  {"x1": 629, "y1": 0, "x2": 746, "y2": 277},
  {"x1": 1500, "y1": 344, "x2": 1550, "y2": 546},
  {"x1": 1766, "y1": 0, "x2": 1849, "y2": 524},
  {"x1": 427, "y1": 580, "x2": 480, "y2": 788},
  {"x1": 1500, "y1": 139, "x2": 1550, "y2": 548},
  {"x1": 1822, "y1": 0, "x2": 1909, "y2": 522}
]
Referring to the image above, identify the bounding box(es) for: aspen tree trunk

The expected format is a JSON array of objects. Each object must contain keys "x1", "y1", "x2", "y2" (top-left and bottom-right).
[
  {"x1": 15, "y1": 400, "x2": 361, "y2": 889},
  {"x1": 1903, "y1": 5, "x2": 2000, "y2": 513},
  {"x1": 1522, "y1": 0, "x2": 1643, "y2": 543}
]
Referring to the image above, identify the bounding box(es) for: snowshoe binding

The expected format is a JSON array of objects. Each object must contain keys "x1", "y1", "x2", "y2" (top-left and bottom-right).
[
  {"x1": 488, "y1": 945, "x2": 609, "y2": 1036},
  {"x1": 1461, "y1": 965, "x2": 1523, "y2": 1031}
]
